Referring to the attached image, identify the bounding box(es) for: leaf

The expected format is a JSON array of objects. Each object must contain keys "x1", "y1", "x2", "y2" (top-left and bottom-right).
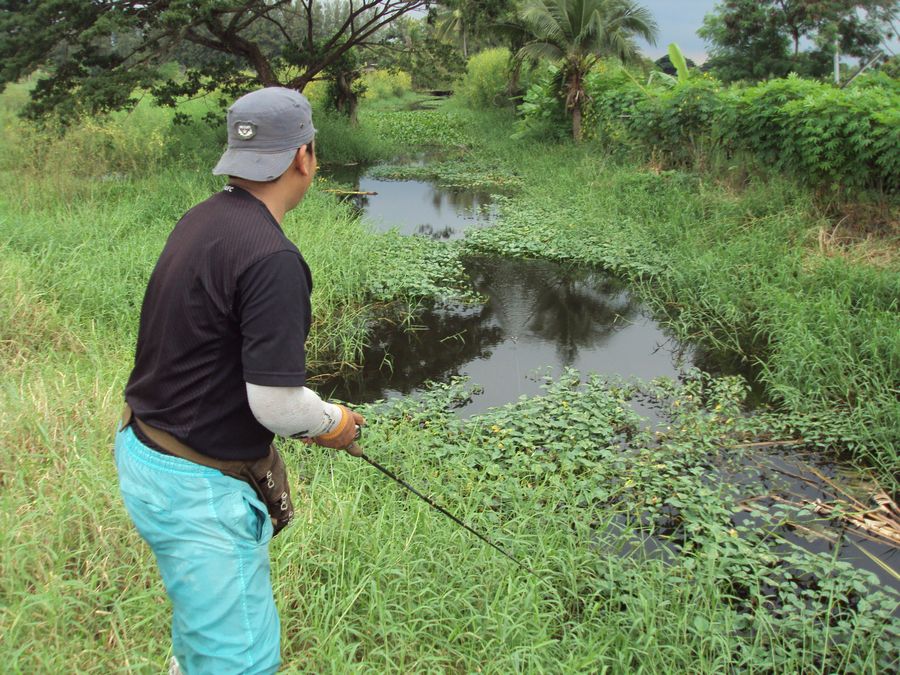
[{"x1": 668, "y1": 43, "x2": 690, "y2": 83}]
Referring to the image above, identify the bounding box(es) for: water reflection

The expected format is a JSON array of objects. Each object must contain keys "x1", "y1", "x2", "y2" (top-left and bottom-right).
[
  {"x1": 467, "y1": 258, "x2": 638, "y2": 367},
  {"x1": 320, "y1": 164, "x2": 495, "y2": 240},
  {"x1": 320, "y1": 257, "x2": 689, "y2": 415}
]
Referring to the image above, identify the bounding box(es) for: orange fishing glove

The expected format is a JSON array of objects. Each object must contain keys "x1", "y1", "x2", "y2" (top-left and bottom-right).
[{"x1": 312, "y1": 404, "x2": 365, "y2": 455}]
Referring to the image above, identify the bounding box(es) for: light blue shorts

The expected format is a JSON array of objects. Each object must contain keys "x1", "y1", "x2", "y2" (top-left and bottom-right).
[{"x1": 115, "y1": 424, "x2": 280, "y2": 675}]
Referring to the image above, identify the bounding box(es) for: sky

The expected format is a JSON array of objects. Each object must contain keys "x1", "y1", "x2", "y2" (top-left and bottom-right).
[
  {"x1": 634, "y1": 0, "x2": 718, "y2": 64},
  {"x1": 634, "y1": 0, "x2": 900, "y2": 65}
]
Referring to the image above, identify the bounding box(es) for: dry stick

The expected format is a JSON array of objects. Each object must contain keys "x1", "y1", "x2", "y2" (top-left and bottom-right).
[
  {"x1": 757, "y1": 457, "x2": 899, "y2": 543},
  {"x1": 718, "y1": 439, "x2": 805, "y2": 450},
  {"x1": 741, "y1": 493, "x2": 900, "y2": 547}
]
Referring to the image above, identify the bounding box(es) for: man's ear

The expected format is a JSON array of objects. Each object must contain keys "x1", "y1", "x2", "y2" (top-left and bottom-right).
[{"x1": 295, "y1": 145, "x2": 312, "y2": 177}]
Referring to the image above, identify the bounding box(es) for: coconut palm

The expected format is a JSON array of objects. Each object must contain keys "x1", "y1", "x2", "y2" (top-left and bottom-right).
[{"x1": 517, "y1": 0, "x2": 658, "y2": 141}]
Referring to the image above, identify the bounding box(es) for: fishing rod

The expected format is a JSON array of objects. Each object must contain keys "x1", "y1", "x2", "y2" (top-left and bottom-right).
[{"x1": 347, "y1": 440, "x2": 548, "y2": 586}]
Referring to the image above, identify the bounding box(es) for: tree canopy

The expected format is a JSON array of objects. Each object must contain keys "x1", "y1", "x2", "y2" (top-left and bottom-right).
[
  {"x1": 0, "y1": 0, "x2": 430, "y2": 120},
  {"x1": 699, "y1": 0, "x2": 898, "y2": 82},
  {"x1": 516, "y1": 0, "x2": 658, "y2": 141}
]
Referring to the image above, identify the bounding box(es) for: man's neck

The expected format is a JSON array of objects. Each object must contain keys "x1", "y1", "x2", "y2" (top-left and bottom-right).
[{"x1": 228, "y1": 179, "x2": 286, "y2": 223}]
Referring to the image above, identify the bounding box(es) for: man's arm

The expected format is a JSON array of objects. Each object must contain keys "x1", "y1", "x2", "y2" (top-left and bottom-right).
[
  {"x1": 245, "y1": 383, "x2": 340, "y2": 438},
  {"x1": 246, "y1": 383, "x2": 365, "y2": 452}
]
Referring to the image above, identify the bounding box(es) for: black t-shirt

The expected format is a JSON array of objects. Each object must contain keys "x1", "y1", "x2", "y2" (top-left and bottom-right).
[{"x1": 125, "y1": 186, "x2": 312, "y2": 460}]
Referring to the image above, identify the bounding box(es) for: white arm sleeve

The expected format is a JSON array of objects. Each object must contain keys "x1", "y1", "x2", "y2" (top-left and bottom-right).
[{"x1": 246, "y1": 383, "x2": 342, "y2": 438}]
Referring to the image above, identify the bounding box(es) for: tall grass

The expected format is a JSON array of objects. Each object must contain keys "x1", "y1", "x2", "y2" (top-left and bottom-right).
[{"x1": 1, "y1": 88, "x2": 897, "y2": 672}]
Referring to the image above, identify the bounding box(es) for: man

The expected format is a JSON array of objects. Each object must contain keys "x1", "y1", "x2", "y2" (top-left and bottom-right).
[{"x1": 114, "y1": 87, "x2": 364, "y2": 674}]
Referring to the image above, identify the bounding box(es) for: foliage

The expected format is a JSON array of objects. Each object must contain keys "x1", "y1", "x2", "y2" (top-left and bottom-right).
[
  {"x1": 370, "y1": 155, "x2": 525, "y2": 191},
  {"x1": 666, "y1": 43, "x2": 691, "y2": 83},
  {"x1": 720, "y1": 75, "x2": 900, "y2": 192},
  {"x1": 456, "y1": 48, "x2": 515, "y2": 108},
  {"x1": 369, "y1": 369, "x2": 900, "y2": 672},
  {"x1": 0, "y1": 1, "x2": 428, "y2": 120},
  {"x1": 372, "y1": 16, "x2": 468, "y2": 90},
  {"x1": 362, "y1": 69, "x2": 413, "y2": 101},
  {"x1": 365, "y1": 233, "x2": 477, "y2": 303},
  {"x1": 698, "y1": 0, "x2": 898, "y2": 82},
  {"x1": 517, "y1": 67, "x2": 900, "y2": 193},
  {"x1": 515, "y1": 0, "x2": 659, "y2": 140},
  {"x1": 360, "y1": 107, "x2": 470, "y2": 148},
  {"x1": 513, "y1": 65, "x2": 570, "y2": 140}
]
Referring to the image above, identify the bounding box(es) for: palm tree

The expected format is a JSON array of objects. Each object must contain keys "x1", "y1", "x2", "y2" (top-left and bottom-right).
[
  {"x1": 517, "y1": 0, "x2": 658, "y2": 141},
  {"x1": 433, "y1": 0, "x2": 472, "y2": 58}
]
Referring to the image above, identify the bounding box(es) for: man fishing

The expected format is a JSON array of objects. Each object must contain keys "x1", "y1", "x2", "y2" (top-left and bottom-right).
[{"x1": 114, "y1": 87, "x2": 364, "y2": 674}]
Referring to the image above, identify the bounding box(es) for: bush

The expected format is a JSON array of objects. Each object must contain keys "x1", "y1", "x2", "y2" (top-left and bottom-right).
[
  {"x1": 521, "y1": 68, "x2": 900, "y2": 193},
  {"x1": 457, "y1": 48, "x2": 513, "y2": 109},
  {"x1": 723, "y1": 76, "x2": 900, "y2": 192},
  {"x1": 303, "y1": 80, "x2": 329, "y2": 108},
  {"x1": 513, "y1": 66, "x2": 569, "y2": 141},
  {"x1": 361, "y1": 69, "x2": 413, "y2": 101}
]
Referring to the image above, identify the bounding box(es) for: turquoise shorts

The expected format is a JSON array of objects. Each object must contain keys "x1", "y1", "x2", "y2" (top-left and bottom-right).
[{"x1": 115, "y1": 424, "x2": 280, "y2": 674}]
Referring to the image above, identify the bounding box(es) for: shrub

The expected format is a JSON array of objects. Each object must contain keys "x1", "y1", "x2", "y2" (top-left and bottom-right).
[
  {"x1": 362, "y1": 69, "x2": 413, "y2": 101},
  {"x1": 457, "y1": 48, "x2": 513, "y2": 109},
  {"x1": 302, "y1": 79, "x2": 329, "y2": 108},
  {"x1": 522, "y1": 68, "x2": 900, "y2": 193},
  {"x1": 513, "y1": 66, "x2": 569, "y2": 140},
  {"x1": 627, "y1": 78, "x2": 727, "y2": 166},
  {"x1": 720, "y1": 75, "x2": 900, "y2": 192}
]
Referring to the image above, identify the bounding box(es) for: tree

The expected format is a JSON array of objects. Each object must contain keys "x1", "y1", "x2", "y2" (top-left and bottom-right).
[
  {"x1": 0, "y1": 1, "x2": 430, "y2": 121},
  {"x1": 429, "y1": 0, "x2": 513, "y2": 58},
  {"x1": 516, "y1": 0, "x2": 658, "y2": 141},
  {"x1": 699, "y1": 0, "x2": 899, "y2": 82},
  {"x1": 373, "y1": 16, "x2": 467, "y2": 90}
]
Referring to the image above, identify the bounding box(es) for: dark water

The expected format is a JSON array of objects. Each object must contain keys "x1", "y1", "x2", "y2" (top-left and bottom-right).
[
  {"x1": 316, "y1": 163, "x2": 899, "y2": 594},
  {"x1": 322, "y1": 164, "x2": 496, "y2": 240},
  {"x1": 322, "y1": 256, "x2": 711, "y2": 417}
]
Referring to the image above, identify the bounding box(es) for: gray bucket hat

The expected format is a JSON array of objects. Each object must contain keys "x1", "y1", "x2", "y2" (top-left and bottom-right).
[{"x1": 213, "y1": 87, "x2": 316, "y2": 182}]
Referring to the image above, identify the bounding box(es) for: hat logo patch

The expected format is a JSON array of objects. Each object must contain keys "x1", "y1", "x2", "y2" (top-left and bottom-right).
[{"x1": 235, "y1": 122, "x2": 256, "y2": 140}]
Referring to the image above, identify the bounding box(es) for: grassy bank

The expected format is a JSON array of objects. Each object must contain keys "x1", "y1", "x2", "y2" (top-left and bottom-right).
[
  {"x1": 372, "y1": 100, "x2": 899, "y2": 486},
  {"x1": 1, "y1": 89, "x2": 898, "y2": 672}
]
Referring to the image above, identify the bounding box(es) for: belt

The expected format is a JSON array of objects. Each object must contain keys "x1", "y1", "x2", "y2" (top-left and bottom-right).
[{"x1": 120, "y1": 404, "x2": 255, "y2": 474}]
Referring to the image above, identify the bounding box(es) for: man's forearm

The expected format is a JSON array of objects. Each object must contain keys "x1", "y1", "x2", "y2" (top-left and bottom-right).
[{"x1": 246, "y1": 383, "x2": 341, "y2": 438}]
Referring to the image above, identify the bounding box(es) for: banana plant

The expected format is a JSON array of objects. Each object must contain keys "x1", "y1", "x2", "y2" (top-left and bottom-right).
[
  {"x1": 646, "y1": 43, "x2": 692, "y2": 88},
  {"x1": 668, "y1": 42, "x2": 691, "y2": 82}
]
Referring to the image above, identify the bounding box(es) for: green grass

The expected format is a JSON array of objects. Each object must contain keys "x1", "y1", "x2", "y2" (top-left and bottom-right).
[
  {"x1": 414, "y1": 99, "x2": 900, "y2": 485},
  {"x1": 1, "y1": 88, "x2": 898, "y2": 672}
]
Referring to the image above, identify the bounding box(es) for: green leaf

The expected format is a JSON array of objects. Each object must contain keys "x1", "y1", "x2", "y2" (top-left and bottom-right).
[{"x1": 668, "y1": 43, "x2": 690, "y2": 83}]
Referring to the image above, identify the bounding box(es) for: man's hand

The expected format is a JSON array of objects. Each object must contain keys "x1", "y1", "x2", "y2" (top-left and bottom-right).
[{"x1": 312, "y1": 404, "x2": 365, "y2": 455}]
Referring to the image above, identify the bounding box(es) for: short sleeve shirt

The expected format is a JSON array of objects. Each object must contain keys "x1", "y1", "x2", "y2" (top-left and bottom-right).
[{"x1": 125, "y1": 186, "x2": 312, "y2": 460}]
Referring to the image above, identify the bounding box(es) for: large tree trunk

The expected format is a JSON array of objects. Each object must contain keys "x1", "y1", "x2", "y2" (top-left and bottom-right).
[
  {"x1": 507, "y1": 59, "x2": 522, "y2": 100},
  {"x1": 572, "y1": 103, "x2": 582, "y2": 143},
  {"x1": 348, "y1": 94, "x2": 359, "y2": 127},
  {"x1": 335, "y1": 71, "x2": 359, "y2": 126}
]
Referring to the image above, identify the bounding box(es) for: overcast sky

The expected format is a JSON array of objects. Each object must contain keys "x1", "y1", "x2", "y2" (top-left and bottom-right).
[
  {"x1": 633, "y1": 0, "x2": 899, "y2": 65},
  {"x1": 635, "y1": 0, "x2": 717, "y2": 64}
]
